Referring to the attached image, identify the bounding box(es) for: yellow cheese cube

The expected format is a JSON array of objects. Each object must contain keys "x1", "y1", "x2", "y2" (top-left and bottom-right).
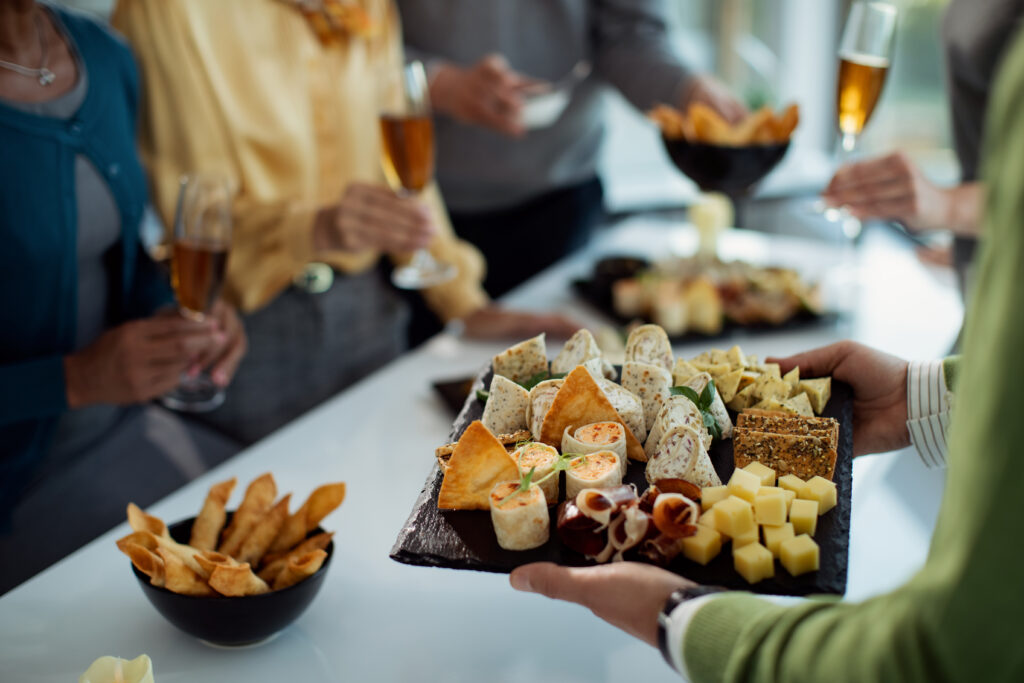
[
  {"x1": 712, "y1": 496, "x2": 755, "y2": 538},
  {"x1": 727, "y1": 468, "x2": 761, "y2": 503},
  {"x1": 789, "y1": 499, "x2": 818, "y2": 536},
  {"x1": 777, "y1": 474, "x2": 805, "y2": 495},
  {"x1": 743, "y1": 462, "x2": 776, "y2": 487},
  {"x1": 800, "y1": 476, "x2": 838, "y2": 515},
  {"x1": 782, "y1": 488, "x2": 797, "y2": 512},
  {"x1": 697, "y1": 509, "x2": 718, "y2": 532},
  {"x1": 780, "y1": 534, "x2": 820, "y2": 576},
  {"x1": 761, "y1": 522, "x2": 795, "y2": 557},
  {"x1": 733, "y1": 542, "x2": 775, "y2": 584},
  {"x1": 701, "y1": 485, "x2": 729, "y2": 511},
  {"x1": 754, "y1": 488, "x2": 788, "y2": 526},
  {"x1": 731, "y1": 525, "x2": 759, "y2": 549},
  {"x1": 681, "y1": 525, "x2": 723, "y2": 565}
]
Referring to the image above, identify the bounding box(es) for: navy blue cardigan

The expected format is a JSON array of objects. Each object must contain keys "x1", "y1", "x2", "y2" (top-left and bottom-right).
[{"x1": 0, "y1": 7, "x2": 172, "y2": 512}]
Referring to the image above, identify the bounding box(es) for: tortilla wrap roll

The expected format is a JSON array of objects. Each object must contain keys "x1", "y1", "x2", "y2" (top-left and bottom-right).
[
  {"x1": 492, "y1": 334, "x2": 548, "y2": 384},
  {"x1": 645, "y1": 425, "x2": 722, "y2": 488},
  {"x1": 624, "y1": 324, "x2": 674, "y2": 372},
  {"x1": 482, "y1": 374, "x2": 531, "y2": 435},
  {"x1": 645, "y1": 395, "x2": 712, "y2": 460},
  {"x1": 682, "y1": 372, "x2": 734, "y2": 439},
  {"x1": 566, "y1": 451, "x2": 623, "y2": 501},
  {"x1": 489, "y1": 482, "x2": 550, "y2": 551},
  {"x1": 512, "y1": 442, "x2": 560, "y2": 504},
  {"x1": 551, "y1": 329, "x2": 603, "y2": 375},
  {"x1": 562, "y1": 422, "x2": 628, "y2": 476},
  {"x1": 622, "y1": 361, "x2": 673, "y2": 434},
  {"x1": 527, "y1": 379, "x2": 563, "y2": 439},
  {"x1": 598, "y1": 378, "x2": 647, "y2": 443}
]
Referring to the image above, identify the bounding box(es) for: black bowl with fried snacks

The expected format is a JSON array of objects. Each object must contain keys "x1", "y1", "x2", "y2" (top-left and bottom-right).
[
  {"x1": 662, "y1": 136, "x2": 790, "y2": 194},
  {"x1": 131, "y1": 515, "x2": 333, "y2": 647}
]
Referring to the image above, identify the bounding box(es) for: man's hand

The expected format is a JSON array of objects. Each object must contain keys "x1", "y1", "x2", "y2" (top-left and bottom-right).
[
  {"x1": 769, "y1": 341, "x2": 910, "y2": 456},
  {"x1": 510, "y1": 562, "x2": 695, "y2": 647},
  {"x1": 314, "y1": 182, "x2": 436, "y2": 254},
  {"x1": 64, "y1": 316, "x2": 222, "y2": 408},
  {"x1": 462, "y1": 306, "x2": 582, "y2": 340},
  {"x1": 680, "y1": 75, "x2": 747, "y2": 125},
  {"x1": 429, "y1": 54, "x2": 537, "y2": 137},
  {"x1": 822, "y1": 152, "x2": 983, "y2": 236}
]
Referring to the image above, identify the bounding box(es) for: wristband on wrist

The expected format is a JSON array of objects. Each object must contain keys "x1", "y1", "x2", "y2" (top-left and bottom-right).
[{"x1": 657, "y1": 585, "x2": 728, "y2": 671}]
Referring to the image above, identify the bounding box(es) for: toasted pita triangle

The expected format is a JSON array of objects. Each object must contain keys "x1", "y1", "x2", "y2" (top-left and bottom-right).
[
  {"x1": 540, "y1": 367, "x2": 646, "y2": 462},
  {"x1": 437, "y1": 421, "x2": 519, "y2": 510}
]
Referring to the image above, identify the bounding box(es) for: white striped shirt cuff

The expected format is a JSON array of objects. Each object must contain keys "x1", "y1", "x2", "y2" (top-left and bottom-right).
[
  {"x1": 906, "y1": 360, "x2": 951, "y2": 468},
  {"x1": 667, "y1": 594, "x2": 805, "y2": 679}
]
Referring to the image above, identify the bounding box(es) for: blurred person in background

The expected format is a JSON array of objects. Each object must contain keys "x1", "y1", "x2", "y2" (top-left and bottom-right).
[
  {"x1": 823, "y1": 0, "x2": 1024, "y2": 302},
  {"x1": 0, "y1": 0, "x2": 245, "y2": 595},
  {"x1": 398, "y1": 0, "x2": 747, "y2": 298},
  {"x1": 112, "y1": 0, "x2": 579, "y2": 447},
  {"x1": 510, "y1": 25, "x2": 1024, "y2": 679}
]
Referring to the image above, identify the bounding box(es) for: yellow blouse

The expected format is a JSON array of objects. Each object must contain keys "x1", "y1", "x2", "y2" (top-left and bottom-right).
[{"x1": 111, "y1": 0, "x2": 488, "y2": 317}]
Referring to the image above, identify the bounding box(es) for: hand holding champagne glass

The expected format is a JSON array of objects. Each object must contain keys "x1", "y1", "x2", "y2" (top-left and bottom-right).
[
  {"x1": 379, "y1": 60, "x2": 456, "y2": 290},
  {"x1": 162, "y1": 172, "x2": 233, "y2": 413},
  {"x1": 820, "y1": 1, "x2": 898, "y2": 229}
]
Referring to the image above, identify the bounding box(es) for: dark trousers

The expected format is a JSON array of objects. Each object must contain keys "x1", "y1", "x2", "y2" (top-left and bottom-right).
[{"x1": 450, "y1": 176, "x2": 605, "y2": 300}]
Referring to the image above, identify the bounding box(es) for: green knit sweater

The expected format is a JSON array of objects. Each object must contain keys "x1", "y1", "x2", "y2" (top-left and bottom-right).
[{"x1": 681, "y1": 32, "x2": 1024, "y2": 683}]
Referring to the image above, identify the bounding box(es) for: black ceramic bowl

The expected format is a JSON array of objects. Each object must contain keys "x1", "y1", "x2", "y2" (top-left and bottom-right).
[
  {"x1": 662, "y1": 136, "x2": 790, "y2": 194},
  {"x1": 131, "y1": 515, "x2": 333, "y2": 647}
]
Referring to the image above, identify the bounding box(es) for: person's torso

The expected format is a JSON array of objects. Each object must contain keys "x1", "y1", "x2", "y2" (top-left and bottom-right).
[
  {"x1": 942, "y1": 0, "x2": 1024, "y2": 181},
  {"x1": 397, "y1": 0, "x2": 606, "y2": 211}
]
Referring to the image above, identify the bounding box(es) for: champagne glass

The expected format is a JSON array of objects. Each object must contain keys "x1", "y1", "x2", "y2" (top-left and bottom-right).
[
  {"x1": 379, "y1": 60, "x2": 456, "y2": 290},
  {"x1": 819, "y1": 2, "x2": 898, "y2": 231},
  {"x1": 836, "y1": 1, "x2": 897, "y2": 155},
  {"x1": 161, "y1": 173, "x2": 233, "y2": 413}
]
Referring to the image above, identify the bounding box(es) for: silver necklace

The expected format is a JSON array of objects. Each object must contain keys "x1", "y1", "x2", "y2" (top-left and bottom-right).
[{"x1": 0, "y1": 11, "x2": 55, "y2": 86}]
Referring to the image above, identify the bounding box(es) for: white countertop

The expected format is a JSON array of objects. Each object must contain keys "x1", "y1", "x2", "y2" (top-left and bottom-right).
[{"x1": 0, "y1": 216, "x2": 960, "y2": 682}]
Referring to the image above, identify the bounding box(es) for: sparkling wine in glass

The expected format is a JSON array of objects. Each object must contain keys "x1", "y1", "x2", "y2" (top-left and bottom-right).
[
  {"x1": 379, "y1": 61, "x2": 456, "y2": 290},
  {"x1": 821, "y1": 1, "x2": 898, "y2": 231},
  {"x1": 836, "y1": 2, "x2": 897, "y2": 154},
  {"x1": 162, "y1": 173, "x2": 232, "y2": 413}
]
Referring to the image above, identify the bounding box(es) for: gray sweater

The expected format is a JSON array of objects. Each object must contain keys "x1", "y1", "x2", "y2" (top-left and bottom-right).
[{"x1": 399, "y1": 0, "x2": 692, "y2": 212}]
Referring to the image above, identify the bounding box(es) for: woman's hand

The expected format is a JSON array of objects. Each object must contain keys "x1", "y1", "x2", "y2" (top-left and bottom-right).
[
  {"x1": 63, "y1": 315, "x2": 222, "y2": 408},
  {"x1": 429, "y1": 54, "x2": 536, "y2": 137},
  {"x1": 680, "y1": 75, "x2": 748, "y2": 125},
  {"x1": 190, "y1": 299, "x2": 247, "y2": 387},
  {"x1": 461, "y1": 306, "x2": 582, "y2": 340},
  {"x1": 822, "y1": 152, "x2": 983, "y2": 236},
  {"x1": 769, "y1": 341, "x2": 910, "y2": 456},
  {"x1": 314, "y1": 182, "x2": 437, "y2": 254},
  {"x1": 510, "y1": 562, "x2": 696, "y2": 647}
]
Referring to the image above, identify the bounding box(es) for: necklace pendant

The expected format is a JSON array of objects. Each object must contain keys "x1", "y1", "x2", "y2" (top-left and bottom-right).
[{"x1": 38, "y1": 67, "x2": 55, "y2": 86}]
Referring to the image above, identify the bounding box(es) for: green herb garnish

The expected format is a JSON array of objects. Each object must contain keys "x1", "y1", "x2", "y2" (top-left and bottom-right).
[
  {"x1": 670, "y1": 379, "x2": 723, "y2": 441},
  {"x1": 499, "y1": 466, "x2": 538, "y2": 506},
  {"x1": 476, "y1": 389, "x2": 490, "y2": 404}
]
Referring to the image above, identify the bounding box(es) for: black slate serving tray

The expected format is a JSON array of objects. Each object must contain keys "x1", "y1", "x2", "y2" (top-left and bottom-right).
[
  {"x1": 572, "y1": 279, "x2": 839, "y2": 345},
  {"x1": 392, "y1": 364, "x2": 853, "y2": 596}
]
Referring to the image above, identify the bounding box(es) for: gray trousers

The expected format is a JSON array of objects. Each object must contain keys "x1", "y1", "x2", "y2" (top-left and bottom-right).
[
  {"x1": 193, "y1": 266, "x2": 410, "y2": 445},
  {"x1": 0, "y1": 406, "x2": 240, "y2": 595}
]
